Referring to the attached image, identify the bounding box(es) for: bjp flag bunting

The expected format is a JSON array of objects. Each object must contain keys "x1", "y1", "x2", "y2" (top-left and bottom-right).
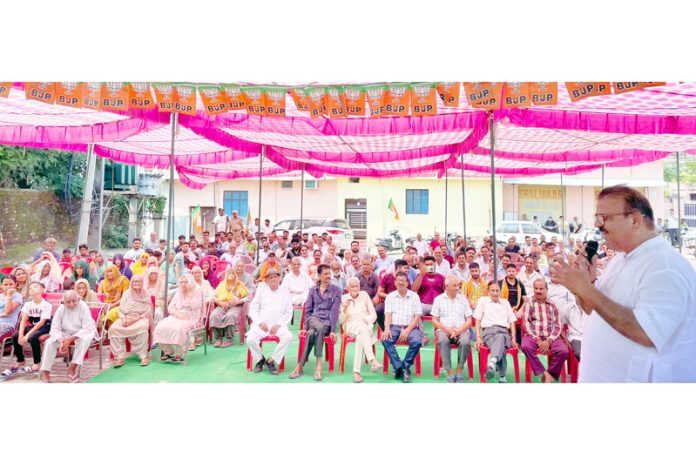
[
  {"x1": 365, "y1": 84, "x2": 387, "y2": 118},
  {"x1": 463, "y1": 82, "x2": 502, "y2": 109},
  {"x1": 324, "y1": 86, "x2": 346, "y2": 118},
  {"x1": 25, "y1": 82, "x2": 56, "y2": 104},
  {"x1": 83, "y1": 82, "x2": 103, "y2": 110},
  {"x1": 290, "y1": 88, "x2": 310, "y2": 112},
  {"x1": 502, "y1": 82, "x2": 531, "y2": 108},
  {"x1": 565, "y1": 82, "x2": 611, "y2": 102},
  {"x1": 411, "y1": 82, "x2": 438, "y2": 116},
  {"x1": 129, "y1": 82, "x2": 156, "y2": 109},
  {"x1": 613, "y1": 82, "x2": 667, "y2": 94},
  {"x1": 343, "y1": 85, "x2": 366, "y2": 116},
  {"x1": 54, "y1": 82, "x2": 84, "y2": 108},
  {"x1": 304, "y1": 86, "x2": 327, "y2": 118},
  {"x1": 387, "y1": 198, "x2": 400, "y2": 221},
  {"x1": 529, "y1": 82, "x2": 558, "y2": 105},
  {"x1": 384, "y1": 83, "x2": 411, "y2": 117},
  {"x1": 0, "y1": 82, "x2": 12, "y2": 98},
  {"x1": 198, "y1": 86, "x2": 228, "y2": 115},
  {"x1": 191, "y1": 205, "x2": 203, "y2": 233},
  {"x1": 221, "y1": 84, "x2": 246, "y2": 111},
  {"x1": 436, "y1": 82, "x2": 460, "y2": 107},
  {"x1": 101, "y1": 82, "x2": 129, "y2": 111},
  {"x1": 264, "y1": 86, "x2": 287, "y2": 117},
  {"x1": 241, "y1": 86, "x2": 267, "y2": 116},
  {"x1": 173, "y1": 84, "x2": 197, "y2": 116},
  {"x1": 153, "y1": 83, "x2": 176, "y2": 113}
]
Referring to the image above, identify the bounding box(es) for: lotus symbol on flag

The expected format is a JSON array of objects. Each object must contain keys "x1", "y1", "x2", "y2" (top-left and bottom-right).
[
  {"x1": 106, "y1": 82, "x2": 124, "y2": 97},
  {"x1": 86, "y1": 82, "x2": 101, "y2": 95},
  {"x1": 389, "y1": 85, "x2": 408, "y2": 99},
  {"x1": 344, "y1": 87, "x2": 361, "y2": 102},
  {"x1": 366, "y1": 87, "x2": 384, "y2": 101},
  {"x1": 39, "y1": 82, "x2": 51, "y2": 91},
  {"x1": 176, "y1": 86, "x2": 193, "y2": 98},
  {"x1": 507, "y1": 82, "x2": 521, "y2": 93},
  {"x1": 245, "y1": 88, "x2": 262, "y2": 104},
  {"x1": 536, "y1": 82, "x2": 549, "y2": 92},
  {"x1": 441, "y1": 82, "x2": 455, "y2": 91},
  {"x1": 131, "y1": 82, "x2": 150, "y2": 98},
  {"x1": 156, "y1": 84, "x2": 174, "y2": 100},
  {"x1": 226, "y1": 86, "x2": 242, "y2": 98},
  {"x1": 412, "y1": 84, "x2": 432, "y2": 103},
  {"x1": 267, "y1": 90, "x2": 285, "y2": 106},
  {"x1": 327, "y1": 88, "x2": 340, "y2": 100},
  {"x1": 61, "y1": 82, "x2": 78, "y2": 94},
  {"x1": 201, "y1": 87, "x2": 220, "y2": 103},
  {"x1": 308, "y1": 87, "x2": 324, "y2": 101}
]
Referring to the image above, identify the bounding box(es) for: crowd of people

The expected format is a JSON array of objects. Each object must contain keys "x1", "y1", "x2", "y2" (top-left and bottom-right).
[{"x1": 1, "y1": 189, "x2": 693, "y2": 383}]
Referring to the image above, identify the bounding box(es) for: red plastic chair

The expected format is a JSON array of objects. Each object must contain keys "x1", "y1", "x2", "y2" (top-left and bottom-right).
[
  {"x1": 521, "y1": 325, "x2": 567, "y2": 383},
  {"x1": 123, "y1": 258, "x2": 135, "y2": 268},
  {"x1": 291, "y1": 303, "x2": 305, "y2": 327},
  {"x1": 338, "y1": 325, "x2": 375, "y2": 374},
  {"x1": 213, "y1": 260, "x2": 233, "y2": 276},
  {"x1": 58, "y1": 262, "x2": 72, "y2": 274},
  {"x1": 96, "y1": 293, "x2": 106, "y2": 303},
  {"x1": 562, "y1": 325, "x2": 579, "y2": 383},
  {"x1": 434, "y1": 339, "x2": 474, "y2": 380},
  {"x1": 381, "y1": 327, "x2": 422, "y2": 377},
  {"x1": 206, "y1": 300, "x2": 247, "y2": 345},
  {"x1": 478, "y1": 344, "x2": 521, "y2": 383},
  {"x1": 44, "y1": 292, "x2": 64, "y2": 305},
  {"x1": 0, "y1": 266, "x2": 14, "y2": 275},
  {"x1": 297, "y1": 332, "x2": 335, "y2": 373},
  {"x1": 246, "y1": 336, "x2": 286, "y2": 372}
]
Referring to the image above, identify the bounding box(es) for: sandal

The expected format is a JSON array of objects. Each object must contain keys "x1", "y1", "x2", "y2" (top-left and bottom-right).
[
  {"x1": 370, "y1": 362, "x2": 383, "y2": 373},
  {"x1": 214, "y1": 340, "x2": 223, "y2": 348},
  {"x1": 113, "y1": 358, "x2": 126, "y2": 368},
  {"x1": 140, "y1": 358, "x2": 151, "y2": 367},
  {"x1": 220, "y1": 341, "x2": 232, "y2": 348},
  {"x1": 1, "y1": 368, "x2": 18, "y2": 379},
  {"x1": 288, "y1": 369, "x2": 304, "y2": 380},
  {"x1": 171, "y1": 355, "x2": 184, "y2": 362},
  {"x1": 313, "y1": 372, "x2": 323, "y2": 382},
  {"x1": 160, "y1": 353, "x2": 172, "y2": 361},
  {"x1": 68, "y1": 373, "x2": 80, "y2": 383},
  {"x1": 353, "y1": 373, "x2": 364, "y2": 383}
]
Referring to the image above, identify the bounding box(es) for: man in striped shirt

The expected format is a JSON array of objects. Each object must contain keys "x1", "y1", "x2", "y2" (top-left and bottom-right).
[{"x1": 520, "y1": 278, "x2": 569, "y2": 383}]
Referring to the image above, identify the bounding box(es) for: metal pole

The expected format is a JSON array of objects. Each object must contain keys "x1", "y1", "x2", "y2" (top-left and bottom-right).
[
  {"x1": 163, "y1": 112, "x2": 178, "y2": 318},
  {"x1": 677, "y1": 152, "x2": 683, "y2": 253},
  {"x1": 560, "y1": 173, "x2": 566, "y2": 241},
  {"x1": 256, "y1": 146, "x2": 264, "y2": 264},
  {"x1": 299, "y1": 165, "x2": 306, "y2": 242},
  {"x1": 460, "y1": 153, "x2": 467, "y2": 245},
  {"x1": 76, "y1": 144, "x2": 96, "y2": 251},
  {"x1": 601, "y1": 164, "x2": 605, "y2": 189},
  {"x1": 97, "y1": 157, "x2": 105, "y2": 251},
  {"x1": 489, "y1": 112, "x2": 498, "y2": 282},
  {"x1": 444, "y1": 167, "x2": 448, "y2": 250}
]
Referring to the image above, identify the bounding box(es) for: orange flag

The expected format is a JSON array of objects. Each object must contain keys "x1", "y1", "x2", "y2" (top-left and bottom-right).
[
  {"x1": 529, "y1": 82, "x2": 558, "y2": 106},
  {"x1": 198, "y1": 86, "x2": 228, "y2": 115},
  {"x1": 0, "y1": 82, "x2": 11, "y2": 98},
  {"x1": 324, "y1": 87, "x2": 346, "y2": 118},
  {"x1": 565, "y1": 82, "x2": 611, "y2": 102},
  {"x1": 222, "y1": 84, "x2": 246, "y2": 111},
  {"x1": 101, "y1": 82, "x2": 129, "y2": 111},
  {"x1": 264, "y1": 86, "x2": 287, "y2": 117},
  {"x1": 290, "y1": 88, "x2": 310, "y2": 112},
  {"x1": 365, "y1": 84, "x2": 386, "y2": 118},
  {"x1": 25, "y1": 82, "x2": 56, "y2": 104},
  {"x1": 173, "y1": 84, "x2": 197, "y2": 116},
  {"x1": 384, "y1": 83, "x2": 411, "y2": 116},
  {"x1": 241, "y1": 87, "x2": 267, "y2": 116},
  {"x1": 129, "y1": 82, "x2": 156, "y2": 109},
  {"x1": 464, "y1": 82, "x2": 502, "y2": 109},
  {"x1": 83, "y1": 82, "x2": 103, "y2": 110},
  {"x1": 54, "y1": 82, "x2": 84, "y2": 108},
  {"x1": 613, "y1": 82, "x2": 667, "y2": 94},
  {"x1": 502, "y1": 82, "x2": 531, "y2": 108},
  {"x1": 437, "y1": 82, "x2": 460, "y2": 107},
  {"x1": 153, "y1": 83, "x2": 176, "y2": 113},
  {"x1": 410, "y1": 82, "x2": 438, "y2": 116},
  {"x1": 343, "y1": 86, "x2": 366, "y2": 116},
  {"x1": 304, "y1": 86, "x2": 327, "y2": 118}
]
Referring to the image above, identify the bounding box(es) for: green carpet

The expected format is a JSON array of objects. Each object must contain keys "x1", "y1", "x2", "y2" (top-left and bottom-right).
[{"x1": 89, "y1": 321, "x2": 530, "y2": 384}]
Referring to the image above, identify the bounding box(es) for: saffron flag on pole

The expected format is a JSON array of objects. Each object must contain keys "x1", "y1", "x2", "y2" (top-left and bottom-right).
[
  {"x1": 192, "y1": 205, "x2": 203, "y2": 233},
  {"x1": 387, "y1": 198, "x2": 400, "y2": 221}
]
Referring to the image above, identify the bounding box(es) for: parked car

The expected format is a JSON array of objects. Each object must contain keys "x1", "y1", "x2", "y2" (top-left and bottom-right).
[
  {"x1": 494, "y1": 221, "x2": 548, "y2": 245},
  {"x1": 273, "y1": 217, "x2": 354, "y2": 252},
  {"x1": 683, "y1": 228, "x2": 696, "y2": 249}
]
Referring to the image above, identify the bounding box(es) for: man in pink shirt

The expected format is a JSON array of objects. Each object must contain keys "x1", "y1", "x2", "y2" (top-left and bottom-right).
[{"x1": 413, "y1": 256, "x2": 446, "y2": 316}]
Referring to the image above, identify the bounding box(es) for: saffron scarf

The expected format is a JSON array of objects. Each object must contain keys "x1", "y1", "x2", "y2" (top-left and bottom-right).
[
  {"x1": 463, "y1": 278, "x2": 487, "y2": 308},
  {"x1": 501, "y1": 278, "x2": 522, "y2": 310}
]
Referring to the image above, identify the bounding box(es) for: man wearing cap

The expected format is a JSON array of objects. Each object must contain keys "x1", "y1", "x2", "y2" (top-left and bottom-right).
[{"x1": 230, "y1": 210, "x2": 245, "y2": 241}]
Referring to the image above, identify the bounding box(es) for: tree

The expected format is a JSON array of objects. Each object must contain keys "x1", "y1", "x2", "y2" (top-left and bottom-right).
[{"x1": 663, "y1": 153, "x2": 696, "y2": 184}]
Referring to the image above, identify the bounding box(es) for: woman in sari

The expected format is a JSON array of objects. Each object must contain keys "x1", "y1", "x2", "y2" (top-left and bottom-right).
[
  {"x1": 199, "y1": 256, "x2": 218, "y2": 288},
  {"x1": 210, "y1": 268, "x2": 249, "y2": 347},
  {"x1": 110, "y1": 253, "x2": 133, "y2": 281},
  {"x1": 98, "y1": 264, "x2": 130, "y2": 329},
  {"x1": 161, "y1": 250, "x2": 184, "y2": 292},
  {"x1": 145, "y1": 266, "x2": 166, "y2": 324},
  {"x1": 191, "y1": 266, "x2": 214, "y2": 301},
  {"x1": 75, "y1": 278, "x2": 99, "y2": 303},
  {"x1": 31, "y1": 260, "x2": 61, "y2": 293},
  {"x1": 153, "y1": 274, "x2": 203, "y2": 361},
  {"x1": 130, "y1": 252, "x2": 151, "y2": 276},
  {"x1": 339, "y1": 277, "x2": 382, "y2": 383},
  {"x1": 91, "y1": 252, "x2": 108, "y2": 281},
  {"x1": 72, "y1": 259, "x2": 97, "y2": 290},
  {"x1": 11, "y1": 265, "x2": 31, "y2": 300},
  {"x1": 233, "y1": 260, "x2": 256, "y2": 294},
  {"x1": 108, "y1": 274, "x2": 153, "y2": 367}
]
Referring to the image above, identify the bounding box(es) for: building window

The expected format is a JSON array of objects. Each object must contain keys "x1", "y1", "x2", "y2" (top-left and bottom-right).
[
  {"x1": 349, "y1": 177, "x2": 360, "y2": 183},
  {"x1": 690, "y1": 193, "x2": 696, "y2": 201},
  {"x1": 304, "y1": 180, "x2": 318, "y2": 190},
  {"x1": 223, "y1": 191, "x2": 248, "y2": 218},
  {"x1": 406, "y1": 189, "x2": 429, "y2": 214},
  {"x1": 281, "y1": 180, "x2": 293, "y2": 189}
]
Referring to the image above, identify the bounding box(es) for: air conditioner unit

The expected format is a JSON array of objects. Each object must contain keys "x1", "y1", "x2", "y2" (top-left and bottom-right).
[
  {"x1": 305, "y1": 180, "x2": 318, "y2": 190},
  {"x1": 349, "y1": 177, "x2": 360, "y2": 183}
]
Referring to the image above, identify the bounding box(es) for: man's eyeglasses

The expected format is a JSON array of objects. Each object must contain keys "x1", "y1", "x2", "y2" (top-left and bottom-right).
[{"x1": 593, "y1": 210, "x2": 637, "y2": 227}]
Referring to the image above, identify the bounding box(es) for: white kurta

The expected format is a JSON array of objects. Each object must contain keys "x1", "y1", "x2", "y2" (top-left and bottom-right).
[
  {"x1": 281, "y1": 271, "x2": 314, "y2": 306},
  {"x1": 581, "y1": 235, "x2": 696, "y2": 382},
  {"x1": 47, "y1": 301, "x2": 97, "y2": 343},
  {"x1": 248, "y1": 283, "x2": 293, "y2": 328},
  {"x1": 548, "y1": 283, "x2": 585, "y2": 342}
]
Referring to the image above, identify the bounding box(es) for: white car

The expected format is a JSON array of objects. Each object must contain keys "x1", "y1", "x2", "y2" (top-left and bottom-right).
[
  {"x1": 494, "y1": 221, "x2": 549, "y2": 245},
  {"x1": 273, "y1": 217, "x2": 354, "y2": 252}
]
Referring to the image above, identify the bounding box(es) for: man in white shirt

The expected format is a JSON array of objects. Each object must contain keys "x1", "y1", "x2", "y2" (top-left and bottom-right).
[
  {"x1": 146, "y1": 231, "x2": 160, "y2": 251},
  {"x1": 213, "y1": 208, "x2": 229, "y2": 234},
  {"x1": 262, "y1": 218, "x2": 273, "y2": 235},
  {"x1": 411, "y1": 233, "x2": 428, "y2": 257},
  {"x1": 246, "y1": 270, "x2": 293, "y2": 375},
  {"x1": 476, "y1": 245, "x2": 491, "y2": 278},
  {"x1": 433, "y1": 247, "x2": 451, "y2": 276},
  {"x1": 281, "y1": 257, "x2": 314, "y2": 306},
  {"x1": 345, "y1": 255, "x2": 362, "y2": 280},
  {"x1": 175, "y1": 242, "x2": 198, "y2": 263},
  {"x1": 219, "y1": 243, "x2": 243, "y2": 265},
  {"x1": 39, "y1": 291, "x2": 97, "y2": 383},
  {"x1": 474, "y1": 281, "x2": 518, "y2": 383},
  {"x1": 517, "y1": 255, "x2": 545, "y2": 292},
  {"x1": 666, "y1": 208, "x2": 679, "y2": 247},
  {"x1": 552, "y1": 185, "x2": 696, "y2": 382},
  {"x1": 432, "y1": 275, "x2": 473, "y2": 383},
  {"x1": 448, "y1": 251, "x2": 470, "y2": 282},
  {"x1": 381, "y1": 272, "x2": 423, "y2": 383},
  {"x1": 548, "y1": 279, "x2": 584, "y2": 362},
  {"x1": 374, "y1": 246, "x2": 394, "y2": 277},
  {"x1": 123, "y1": 238, "x2": 144, "y2": 261}
]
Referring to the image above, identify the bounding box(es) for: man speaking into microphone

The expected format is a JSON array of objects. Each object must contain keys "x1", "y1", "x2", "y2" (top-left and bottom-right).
[{"x1": 550, "y1": 185, "x2": 696, "y2": 382}]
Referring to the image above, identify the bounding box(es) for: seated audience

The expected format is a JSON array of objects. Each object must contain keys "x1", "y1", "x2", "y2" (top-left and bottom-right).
[
  {"x1": 108, "y1": 274, "x2": 153, "y2": 367},
  {"x1": 75, "y1": 278, "x2": 99, "y2": 303},
  {"x1": 153, "y1": 274, "x2": 203, "y2": 361},
  {"x1": 98, "y1": 264, "x2": 130, "y2": 330},
  {"x1": 210, "y1": 268, "x2": 249, "y2": 347},
  {"x1": 280, "y1": 257, "x2": 313, "y2": 307},
  {"x1": 474, "y1": 281, "x2": 518, "y2": 382}
]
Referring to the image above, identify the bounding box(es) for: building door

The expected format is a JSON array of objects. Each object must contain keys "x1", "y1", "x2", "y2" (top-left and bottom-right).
[{"x1": 345, "y1": 198, "x2": 367, "y2": 240}]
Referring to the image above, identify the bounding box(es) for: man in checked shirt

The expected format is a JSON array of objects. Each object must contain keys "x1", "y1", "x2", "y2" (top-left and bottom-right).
[{"x1": 520, "y1": 278, "x2": 570, "y2": 383}]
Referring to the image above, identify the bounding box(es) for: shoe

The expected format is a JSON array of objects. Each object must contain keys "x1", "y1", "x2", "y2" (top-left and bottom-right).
[
  {"x1": 485, "y1": 362, "x2": 496, "y2": 381},
  {"x1": 253, "y1": 356, "x2": 266, "y2": 373},
  {"x1": 394, "y1": 367, "x2": 404, "y2": 379},
  {"x1": 454, "y1": 375, "x2": 465, "y2": 383},
  {"x1": 266, "y1": 359, "x2": 279, "y2": 375},
  {"x1": 499, "y1": 377, "x2": 508, "y2": 383},
  {"x1": 402, "y1": 371, "x2": 412, "y2": 383},
  {"x1": 446, "y1": 375, "x2": 456, "y2": 383}
]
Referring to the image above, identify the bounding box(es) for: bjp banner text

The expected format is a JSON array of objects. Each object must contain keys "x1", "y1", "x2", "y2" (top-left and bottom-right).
[{"x1": 411, "y1": 82, "x2": 438, "y2": 116}]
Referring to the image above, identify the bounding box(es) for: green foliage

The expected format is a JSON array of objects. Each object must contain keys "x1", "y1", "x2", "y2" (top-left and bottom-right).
[
  {"x1": 102, "y1": 224, "x2": 129, "y2": 248},
  {"x1": 145, "y1": 196, "x2": 166, "y2": 217},
  {"x1": 664, "y1": 154, "x2": 696, "y2": 184},
  {"x1": 109, "y1": 194, "x2": 130, "y2": 218},
  {"x1": 0, "y1": 146, "x2": 86, "y2": 199}
]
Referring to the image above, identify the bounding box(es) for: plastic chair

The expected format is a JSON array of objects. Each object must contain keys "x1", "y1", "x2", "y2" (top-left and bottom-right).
[
  {"x1": 246, "y1": 336, "x2": 286, "y2": 372},
  {"x1": 206, "y1": 300, "x2": 247, "y2": 345},
  {"x1": 381, "y1": 327, "x2": 422, "y2": 377},
  {"x1": 433, "y1": 339, "x2": 474, "y2": 380},
  {"x1": 123, "y1": 258, "x2": 134, "y2": 268},
  {"x1": 58, "y1": 262, "x2": 72, "y2": 274},
  {"x1": 44, "y1": 292, "x2": 64, "y2": 304},
  {"x1": 213, "y1": 260, "x2": 233, "y2": 276},
  {"x1": 478, "y1": 344, "x2": 521, "y2": 383},
  {"x1": 521, "y1": 325, "x2": 567, "y2": 383},
  {"x1": 297, "y1": 332, "x2": 335, "y2": 373},
  {"x1": 181, "y1": 295, "x2": 210, "y2": 366},
  {"x1": 562, "y1": 325, "x2": 579, "y2": 383},
  {"x1": 0, "y1": 318, "x2": 21, "y2": 369},
  {"x1": 338, "y1": 325, "x2": 375, "y2": 374},
  {"x1": 290, "y1": 303, "x2": 305, "y2": 326}
]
